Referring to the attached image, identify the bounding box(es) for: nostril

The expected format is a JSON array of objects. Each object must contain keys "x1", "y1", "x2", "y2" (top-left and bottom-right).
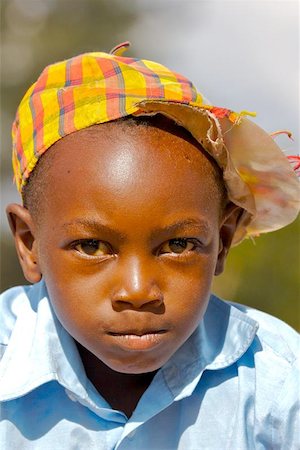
[
  {"x1": 111, "y1": 294, "x2": 164, "y2": 311},
  {"x1": 114, "y1": 300, "x2": 132, "y2": 308},
  {"x1": 148, "y1": 299, "x2": 163, "y2": 306},
  {"x1": 145, "y1": 298, "x2": 163, "y2": 307}
]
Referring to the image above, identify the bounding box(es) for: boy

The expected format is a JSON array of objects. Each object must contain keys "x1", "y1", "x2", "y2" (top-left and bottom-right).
[{"x1": 0, "y1": 42, "x2": 299, "y2": 449}]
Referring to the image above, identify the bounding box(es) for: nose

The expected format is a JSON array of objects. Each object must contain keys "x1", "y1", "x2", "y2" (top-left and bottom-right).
[{"x1": 111, "y1": 257, "x2": 164, "y2": 310}]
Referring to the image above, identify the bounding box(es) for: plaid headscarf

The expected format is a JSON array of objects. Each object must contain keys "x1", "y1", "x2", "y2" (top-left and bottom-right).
[{"x1": 12, "y1": 42, "x2": 299, "y2": 244}]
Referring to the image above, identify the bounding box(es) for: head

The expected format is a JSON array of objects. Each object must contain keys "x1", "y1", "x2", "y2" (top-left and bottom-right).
[{"x1": 7, "y1": 115, "x2": 241, "y2": 374}]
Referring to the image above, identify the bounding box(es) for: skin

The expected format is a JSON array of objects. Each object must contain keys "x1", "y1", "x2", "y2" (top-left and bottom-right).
[{"x1": 7, "y1": 120, "x2": 241, "y2": 417}]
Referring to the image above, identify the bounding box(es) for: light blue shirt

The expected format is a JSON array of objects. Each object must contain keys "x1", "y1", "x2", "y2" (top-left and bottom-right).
[{"x1": 0, "y1": 281, "x2": 299, "y2": 449}]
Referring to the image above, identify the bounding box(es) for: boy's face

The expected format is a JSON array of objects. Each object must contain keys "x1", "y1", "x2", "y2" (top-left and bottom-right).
[{"x1": 10, "y1": 121, "x2": 237, "y2": 374}]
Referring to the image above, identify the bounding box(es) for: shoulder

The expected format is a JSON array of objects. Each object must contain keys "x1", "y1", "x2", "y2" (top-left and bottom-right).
[
  {"x1": 224, "y1": 301, "x2": 300, "y2": 446},
  {"x1": 226, "y1": 299, "x2": 299, "y2": 364},
  {"x1": 206, "y1": 294, "x2": 299, "y2": 374},
  {"x1": 0, "y1": 283, "x2": 43, "y2": 355},
  {"x1": 208, "y1": 297, "x2": 299, "y2": 439}
]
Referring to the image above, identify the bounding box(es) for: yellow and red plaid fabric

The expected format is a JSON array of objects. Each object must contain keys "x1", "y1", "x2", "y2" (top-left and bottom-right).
[{"x1": 12, "y1": 49, "x2": 208, "y2": 191}]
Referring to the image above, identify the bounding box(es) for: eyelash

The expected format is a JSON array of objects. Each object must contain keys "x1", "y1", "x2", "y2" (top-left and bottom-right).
[
  {"x1": 70, "y1": 239, "x2": 114, "y2": 258},
  {"x1": 70, "y1": 237, "x2": 203, "y2": 259},
  {"x1": 159, "y1": 238, "x2": 202, "y2": 256}
]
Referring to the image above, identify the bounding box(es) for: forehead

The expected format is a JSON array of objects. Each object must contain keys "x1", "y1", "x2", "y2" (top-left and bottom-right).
[
  {"x1": 32, "y1": 119, "x2": 224, "y2": 228},
  {"x1": 46, "y1": 118, "x2": 221, "y2": 191}
]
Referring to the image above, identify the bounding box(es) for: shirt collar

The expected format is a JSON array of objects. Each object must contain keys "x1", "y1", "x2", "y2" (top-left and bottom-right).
[
  {"x1": 0, "y1": 281, "x2": 88, "y2": 402},
  {"x1": 0, "y1": 282, "x2": 258, "y2": 404},
  {"x1": 162, "y1": 295, "x2": 259, "y2": 401}
]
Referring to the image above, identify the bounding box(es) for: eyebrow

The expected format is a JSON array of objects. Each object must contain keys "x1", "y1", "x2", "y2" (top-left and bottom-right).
[
  {"x1": 61, "y1": 218, "x2": 127, "y2": 240},
  {"x1": 61, "y1": 217, "x2": 210, "y2": 240},
  {"x1": 150, "y1": 218, "x2": 211, "y2": 240}
]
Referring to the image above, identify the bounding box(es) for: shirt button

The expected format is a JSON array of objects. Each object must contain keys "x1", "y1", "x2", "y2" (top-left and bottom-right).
[{"x1": 65, "y1": 389, "x2": 78, "y2": 402}]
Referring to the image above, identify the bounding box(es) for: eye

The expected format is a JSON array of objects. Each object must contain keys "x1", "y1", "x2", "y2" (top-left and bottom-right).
[
  {"x1": 159, "y1": 238, "x2": 198, "y2": 255},
  {"x1": 73, "y1": 239, "x2": 113, "y2": 257}
]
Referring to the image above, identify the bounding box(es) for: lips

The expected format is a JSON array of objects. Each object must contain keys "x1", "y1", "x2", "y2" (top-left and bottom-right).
[{"x1": 107, "y1": 329, "x2": 168, "y2": 351}]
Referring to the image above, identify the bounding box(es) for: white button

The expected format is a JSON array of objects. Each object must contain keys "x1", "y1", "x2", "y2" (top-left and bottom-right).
[{"x1": 65, "y1": 389, "x2": 77, "y2": 402}]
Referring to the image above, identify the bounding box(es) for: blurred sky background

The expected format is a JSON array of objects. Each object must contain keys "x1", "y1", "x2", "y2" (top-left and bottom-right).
[{"x1": 1, "y1": 0, "x2": 299, "y2": 329}]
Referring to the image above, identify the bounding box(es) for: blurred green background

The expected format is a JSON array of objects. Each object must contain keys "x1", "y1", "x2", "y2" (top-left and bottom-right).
[{"x1": 1, "y1": 0, "x2": 299, "y2": 330}]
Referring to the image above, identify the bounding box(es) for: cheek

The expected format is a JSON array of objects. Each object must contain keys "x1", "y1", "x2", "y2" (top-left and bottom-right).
[
  {"x1": 38, "y1": 251, "x2": 95, "y2": 334},
  {"x1": 44, "y1": 269, "x2": 101, "y2": 322},
  {"x1": 161, "y1": 252, "x2": 219, "y2": 332},
  {"x1": 166, "y1": 250, "x2": 217, "y2": 292},
  {"x1": 166, "y1": 266, "x2": 212, "y2": 330}
]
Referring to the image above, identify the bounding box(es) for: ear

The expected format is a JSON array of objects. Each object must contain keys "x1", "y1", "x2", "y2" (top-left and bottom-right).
[
  {"x1": 6, "y1": 203, "x2": 42, "y2": 284},
  {"x1": 214, "y1": 203, "x2": 243, "y2": 276}
]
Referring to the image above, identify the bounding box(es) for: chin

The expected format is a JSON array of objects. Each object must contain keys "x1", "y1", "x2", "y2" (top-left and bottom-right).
[{"x1": 106, "y1": 355, "x2": 166, "y2": 375}]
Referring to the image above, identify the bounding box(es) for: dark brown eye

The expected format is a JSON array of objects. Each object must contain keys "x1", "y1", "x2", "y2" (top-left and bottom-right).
[
  {"x1": 160, "y1": 238, "x2": 195, "y2": 255},
  {"x1": 74, "y1": 239, "x2": 112, "y2": 256}
]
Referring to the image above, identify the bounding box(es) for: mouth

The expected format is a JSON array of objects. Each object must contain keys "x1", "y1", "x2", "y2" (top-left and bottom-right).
[
  {"x1": 108, "y1": 329, "x2": 167, "y2": 336},
  {"x1": 107, "y1": 330, "x2": 168, "y2": 351}
]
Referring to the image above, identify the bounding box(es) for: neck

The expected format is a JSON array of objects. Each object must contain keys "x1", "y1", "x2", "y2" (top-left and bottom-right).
[{"x1": 76, "y1": 342, "x2": 157, "y2": 418}]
